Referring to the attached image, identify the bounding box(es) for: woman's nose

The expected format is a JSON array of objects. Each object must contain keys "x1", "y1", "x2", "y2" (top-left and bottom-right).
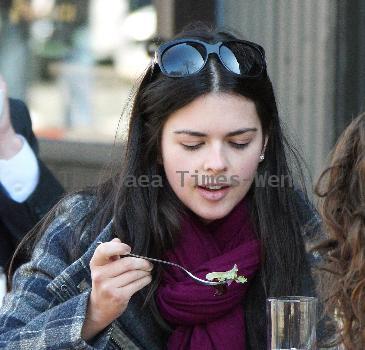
[{"x1": 203, "y1": 148, "x2": 228, "y2": 173}]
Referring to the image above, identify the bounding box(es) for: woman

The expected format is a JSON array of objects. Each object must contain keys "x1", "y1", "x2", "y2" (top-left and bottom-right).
[
  {"x1": 0, "y1": 25, "x2": 323, "y2": 349},
  {"x1": 315, "y1": 113, "x2": 365, "y2": 350}
]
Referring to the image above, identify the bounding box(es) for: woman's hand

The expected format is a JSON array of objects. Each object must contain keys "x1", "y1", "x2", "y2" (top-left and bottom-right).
[{"x1": 81, "y1": 238, "x2": 153, "y2": 341}]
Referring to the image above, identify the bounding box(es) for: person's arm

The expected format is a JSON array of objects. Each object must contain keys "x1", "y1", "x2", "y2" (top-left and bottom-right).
[
  {"x1": 7, "y1": 97, "x2": 65, "y2": 219},
  {"x1": 0, "y1": 197, "x2": 112, "y2": 349},
  {"x1": 0, "y1": 78, "x2": 64, "y2": 243}
]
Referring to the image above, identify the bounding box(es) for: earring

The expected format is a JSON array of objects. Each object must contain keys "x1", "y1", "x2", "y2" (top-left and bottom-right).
[{"x1": 259, "y1": 154, "x2": 265, "y2": 161}]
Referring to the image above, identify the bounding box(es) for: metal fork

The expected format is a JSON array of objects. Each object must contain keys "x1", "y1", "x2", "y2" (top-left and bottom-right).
[
  {"x1": 96, "y1": 241, "x2": 225, "y2": 286},
  {"x1": 126, "y1": 253, "x2": 226, "y2": 286}
]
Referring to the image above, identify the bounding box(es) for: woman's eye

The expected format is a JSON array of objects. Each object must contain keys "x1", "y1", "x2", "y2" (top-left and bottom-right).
[
  {"x1": 229, "y1": 142, "x2": 249, "y2": 149},
  {"x1": 181, "y1": 143, "x2": 203, "y2": 151},
  {"x1": 182, "y1": 142, "x2": 249, "y2": 151}
]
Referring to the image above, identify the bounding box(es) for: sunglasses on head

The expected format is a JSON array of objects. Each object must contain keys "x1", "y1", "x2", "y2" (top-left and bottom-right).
[{"x1": 153, "y1": 38, "x2": 266, "y2": 78}]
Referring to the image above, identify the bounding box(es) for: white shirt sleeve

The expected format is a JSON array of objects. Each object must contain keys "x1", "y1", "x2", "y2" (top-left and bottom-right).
[{"x1": 0, "y1": 135, "x2": 40, "y2": 203}]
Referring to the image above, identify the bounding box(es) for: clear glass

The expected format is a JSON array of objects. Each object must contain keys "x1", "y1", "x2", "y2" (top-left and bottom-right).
[{"x1": 267, "y1": 296, "x2": 317, "y2": 350}]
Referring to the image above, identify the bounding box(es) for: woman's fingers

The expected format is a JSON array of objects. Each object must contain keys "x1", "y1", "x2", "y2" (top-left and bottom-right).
[
  {"x1": 108, "y1": 269, "x2": 153, "y2": 288},
  {"x1": 97, "y1": 256, "x2": 153, "y2": 278},
  {"x1": 93, "y1": 273, "x2": 153, "y2": 308},
  {"x1": 117, "y1": 274, "x2": 153, "y2": 301},
  {"x1": 108, "y1": 238, "x2": 123, "y2": 262},
  {"x1": 90, "y1": 239, "x2": 131, "y2": 267}
]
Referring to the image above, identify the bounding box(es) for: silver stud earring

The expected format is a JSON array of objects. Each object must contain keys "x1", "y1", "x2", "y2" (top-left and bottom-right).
[{"x1": 259, "y1": 154, "x2": 265, "y2": 161}]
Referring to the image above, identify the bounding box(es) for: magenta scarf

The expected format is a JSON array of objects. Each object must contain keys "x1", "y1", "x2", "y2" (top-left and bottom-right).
[{"x1": 156, "y1": 198, "x2": 261, "y2": 350}]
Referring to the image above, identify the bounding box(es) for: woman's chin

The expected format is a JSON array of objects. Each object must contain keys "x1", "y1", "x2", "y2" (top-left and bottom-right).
[{"x1": 191, "y1": 205, "x2": 231, "y2": 223}]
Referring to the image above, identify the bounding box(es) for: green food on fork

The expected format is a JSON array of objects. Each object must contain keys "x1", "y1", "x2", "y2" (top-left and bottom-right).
[{"x1": 206, "y1": 264, "x2": 247, "y2": 285}]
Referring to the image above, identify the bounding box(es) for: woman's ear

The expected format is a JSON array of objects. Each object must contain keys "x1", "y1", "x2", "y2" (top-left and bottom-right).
[{"x1": 259, "y1": 136, "x2": 269, "y2": 162}]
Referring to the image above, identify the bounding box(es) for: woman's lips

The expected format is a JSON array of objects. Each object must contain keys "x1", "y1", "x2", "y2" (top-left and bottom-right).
[{"x1": 196, "y1": 185, "x2": 230, "y2": 201}]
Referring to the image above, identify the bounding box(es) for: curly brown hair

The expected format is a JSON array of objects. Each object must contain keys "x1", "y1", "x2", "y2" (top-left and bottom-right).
[{"x1": 315, "y1": 113, "x2": 365, "y2": 349}]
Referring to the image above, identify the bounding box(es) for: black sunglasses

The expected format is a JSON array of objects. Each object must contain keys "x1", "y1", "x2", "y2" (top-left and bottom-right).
[{"x1": 153, "y1": 38, "x2": 266, "y2": 78}]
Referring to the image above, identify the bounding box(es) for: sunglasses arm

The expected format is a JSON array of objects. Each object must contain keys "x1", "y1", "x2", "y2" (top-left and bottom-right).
[
  {"x1": 153, "y1": 52, "x2": 158, "y2": 65},
  {"x1": 149, "y1": 57, "x2": 156, "y2": 79}
]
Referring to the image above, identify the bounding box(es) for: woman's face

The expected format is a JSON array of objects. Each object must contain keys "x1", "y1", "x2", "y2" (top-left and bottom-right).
[{"x1": 160, "y1": 92, "x2": 267, "y2": 223}]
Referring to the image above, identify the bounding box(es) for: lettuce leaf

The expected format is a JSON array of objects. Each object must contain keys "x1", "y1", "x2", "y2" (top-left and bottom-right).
[{"x1": 205, "y1": 264, "x2": 247, "y2": 284}]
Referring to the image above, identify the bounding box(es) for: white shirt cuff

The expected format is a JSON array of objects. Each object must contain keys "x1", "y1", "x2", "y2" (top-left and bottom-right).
[{"x1": 0, "y1": 135, "x2": 40, "y2": 203}]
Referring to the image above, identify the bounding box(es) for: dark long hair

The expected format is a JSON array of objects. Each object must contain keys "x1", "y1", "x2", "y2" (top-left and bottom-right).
[
  {"x1": 314, "y1": 113, "x2": 365, "y2": 349},
  {"x1": 11, "y1": 23, "x2": 312, "y2": 349}
]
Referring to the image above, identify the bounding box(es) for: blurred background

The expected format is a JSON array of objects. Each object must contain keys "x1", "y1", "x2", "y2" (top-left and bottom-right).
[{"x1": 0, "y1": 0, "x2": 364, "y2": 193}]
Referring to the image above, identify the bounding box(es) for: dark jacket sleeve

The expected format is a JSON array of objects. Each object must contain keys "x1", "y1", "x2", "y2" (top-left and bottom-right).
[
  {"x1": 0, "y1": 99, "x2": 65, "y2": 266},
  {"x1": 0, "y1": 196, "x2": 111, "y2": 349}
]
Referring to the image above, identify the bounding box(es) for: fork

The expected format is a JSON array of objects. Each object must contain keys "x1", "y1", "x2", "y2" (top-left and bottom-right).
[
  {"x1": 126, "y1": 253, "x2": 227, "y2": 286},
  {"x1": 96, "y1": 241, "x2": 226, "y2": 286}
]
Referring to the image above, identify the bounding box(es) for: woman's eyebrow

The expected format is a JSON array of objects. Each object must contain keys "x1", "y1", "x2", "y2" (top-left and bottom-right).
[{"x1": 173, "y1": 128, "x2": 258, "y2": 137}]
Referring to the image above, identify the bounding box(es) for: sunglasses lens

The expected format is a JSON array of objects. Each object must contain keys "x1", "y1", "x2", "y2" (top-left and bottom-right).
[
  {"x1": 161, "y1": 43, "x2": 205, "y2": 77},
  {"x1": 220, "y1": 43, "x2": 263, "y2": 76}
]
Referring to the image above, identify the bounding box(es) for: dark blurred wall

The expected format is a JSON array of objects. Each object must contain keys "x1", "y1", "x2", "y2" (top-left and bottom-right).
[
  {"x1": 154, "y1": 0, "x2": 217, "y2": 38},
  {"x1": 334, "y1": 0, "x2": 365, "y2": 137},
  {"x1": 219, "y1": 0, "x2": 365, "y2": 179}
]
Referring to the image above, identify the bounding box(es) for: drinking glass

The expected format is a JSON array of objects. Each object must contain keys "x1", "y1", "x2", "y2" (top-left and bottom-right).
[{"x1": 267, "y1": 296, "x2": 317, "y2": 350}]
